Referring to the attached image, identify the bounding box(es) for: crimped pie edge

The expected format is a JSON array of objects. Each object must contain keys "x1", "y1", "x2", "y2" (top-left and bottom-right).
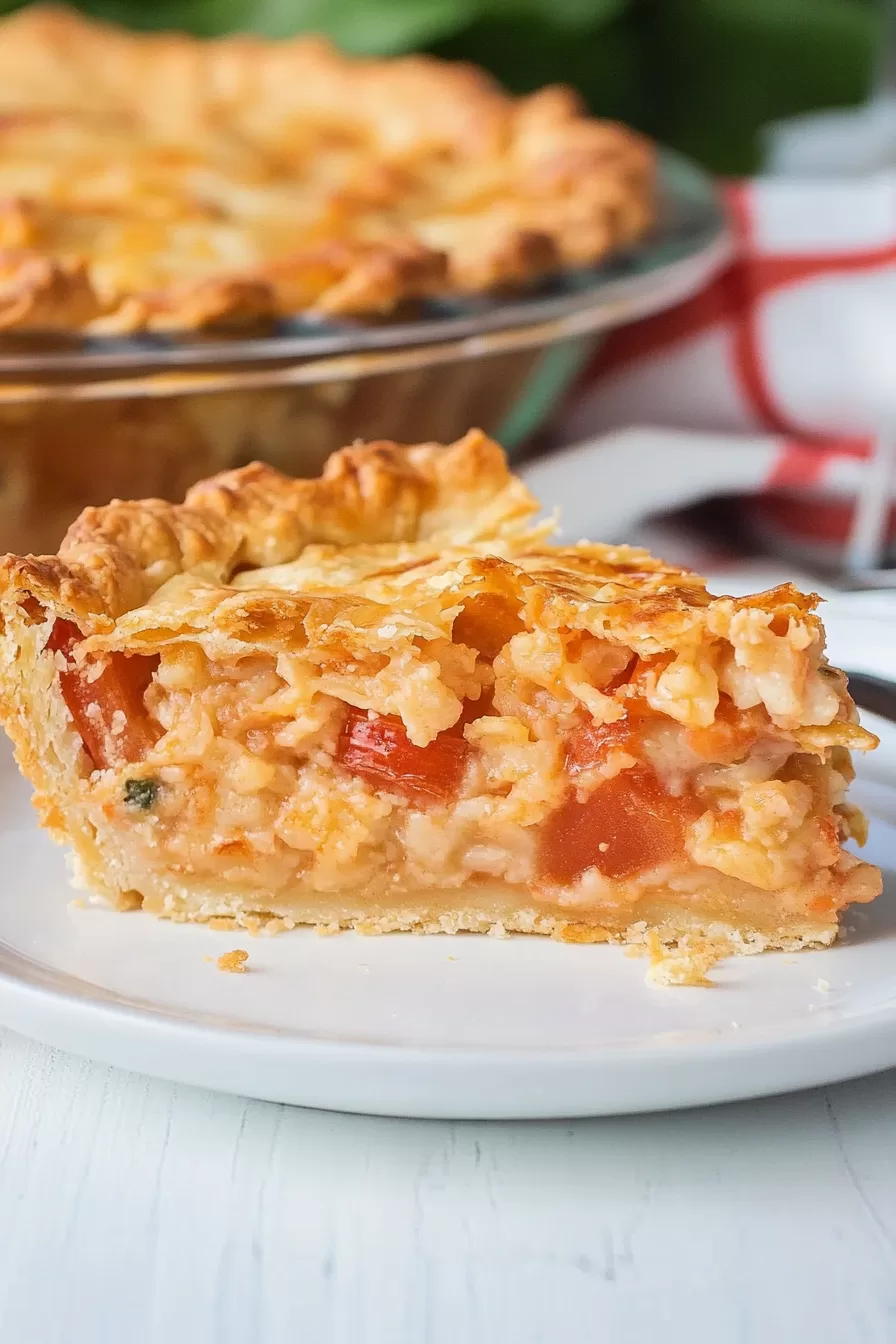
[{"x1": 0, "y1": 4, "x2": 656, "y2": 331}]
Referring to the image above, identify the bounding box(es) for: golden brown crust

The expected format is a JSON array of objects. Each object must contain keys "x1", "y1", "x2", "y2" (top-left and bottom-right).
[
  {"x1": 0, "y1": 429, "x2": 537, "y2": 621},
  {"x1": 0, "y1": 250, "x2": 104, "y2": 330},
  {"x1": 0, "y1": 426, "x2": 878, "y2": 753},
  {"x1": 0, "y1": 425, "x2": 865, "y2": 712},
  {"x1": 0, "y1": 5, "x2": 655, "y2": 332},
  {"x1": 0, "y1": 429, "x2": 715, "y2": 664}
]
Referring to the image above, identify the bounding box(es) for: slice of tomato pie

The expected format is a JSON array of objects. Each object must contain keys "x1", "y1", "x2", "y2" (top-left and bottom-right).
[{"x1": 0, "y1": 430, "x2": 881, "y2": 951}]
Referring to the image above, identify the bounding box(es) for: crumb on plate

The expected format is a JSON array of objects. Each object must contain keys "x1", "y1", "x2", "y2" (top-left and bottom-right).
[
  {"x1": 556, "y1": 924, "x2": 612, "y2": 945},
  {"x1": 217, "y1": 948, "x2": 249, "y2": 974},
  {"x1": 644, "y1": 930, "x2": 730, "y2": 988}
]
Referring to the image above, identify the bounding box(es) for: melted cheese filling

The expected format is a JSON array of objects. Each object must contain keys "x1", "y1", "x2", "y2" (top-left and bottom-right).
[{"x1": 75, "y1": 640, "x2": 864, "y2": 914}]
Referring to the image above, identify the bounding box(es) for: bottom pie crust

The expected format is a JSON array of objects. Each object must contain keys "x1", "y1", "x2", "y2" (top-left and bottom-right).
[{"x1": 88, "y1": 866, "x2": 851, "y2": 954}]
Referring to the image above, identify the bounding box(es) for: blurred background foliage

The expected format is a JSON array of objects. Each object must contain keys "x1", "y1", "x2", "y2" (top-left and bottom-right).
[{"x1": 4, "y1": 0, "x2": 882, "y2": 171}]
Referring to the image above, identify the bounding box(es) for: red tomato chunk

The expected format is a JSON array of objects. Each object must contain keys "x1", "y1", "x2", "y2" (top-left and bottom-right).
[
  {"x1": 49, "y1": 619, "x2": 159, "y2": 770},
  {"x1": 539, "y1": 765, "x2": 692, "y2": 883},
  {"x1": 336, "y1": 707, "x2": 469, "y2": 807},
  {"x1": 565, "y1": 716, "x2": 640, "y2": 777}
]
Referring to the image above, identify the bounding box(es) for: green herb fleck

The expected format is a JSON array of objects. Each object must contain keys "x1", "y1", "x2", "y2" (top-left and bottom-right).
[{"x1": 124, "y1": 777, "x2": 160, "y2": 810}]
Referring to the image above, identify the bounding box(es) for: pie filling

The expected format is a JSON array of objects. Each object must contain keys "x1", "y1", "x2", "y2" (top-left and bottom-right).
[{"x1": 43, "y1": 612, "x2": 878, "y2": 932}]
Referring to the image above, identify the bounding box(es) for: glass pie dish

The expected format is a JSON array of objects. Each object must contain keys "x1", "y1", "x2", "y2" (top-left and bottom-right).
[{"x1": 0, "y1": 152, "x2": 727, "y2": 555}]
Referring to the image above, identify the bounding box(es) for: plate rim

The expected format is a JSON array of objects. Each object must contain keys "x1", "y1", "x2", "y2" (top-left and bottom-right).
[{"x1": 4, "y1": 949, "x2": 896, "y2": 1118}]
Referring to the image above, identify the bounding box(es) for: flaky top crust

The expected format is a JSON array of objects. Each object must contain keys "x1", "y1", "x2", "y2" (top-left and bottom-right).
[
  {"x1": 0, "y1": 5, "x2": 655, "y2": 332},
  {"x1": 0, "y1": 430, "x2": 539, "y2": 623},
  {"x1": 0, "y1": 427, "x2": 828, "y2": 669},
  {"x1": 0, "y1": 426, "x2": 878, "y2": 763}
]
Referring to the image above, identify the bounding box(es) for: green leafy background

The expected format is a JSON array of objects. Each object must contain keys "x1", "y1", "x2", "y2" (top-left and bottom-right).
[{"x1": 5, "y1": 0, "x2": 882, "y2": 171}]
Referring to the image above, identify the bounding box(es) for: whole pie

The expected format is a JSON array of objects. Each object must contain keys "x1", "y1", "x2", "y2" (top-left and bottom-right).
[
  {"x1": 0, "y1": 5, "x2": 655, "y2": 333},
  {"x1": 0, "y1": 430, "x2": 881, "y2": 953}
]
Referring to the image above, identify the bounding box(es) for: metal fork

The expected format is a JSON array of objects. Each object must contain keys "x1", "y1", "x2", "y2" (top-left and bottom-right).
[{"x1": 842, "y1": 670, "x2": 896, "y2": 722}]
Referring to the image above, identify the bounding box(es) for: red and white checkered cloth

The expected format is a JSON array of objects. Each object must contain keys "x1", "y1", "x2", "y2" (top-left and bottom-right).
[{"x1": 552, "y1": 173, "x2": 896, "y2": 561}]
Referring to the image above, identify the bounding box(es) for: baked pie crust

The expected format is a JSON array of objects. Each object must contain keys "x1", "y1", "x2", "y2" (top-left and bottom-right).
[
  {"x1": 0, "y1": 5, "x2": 655, "y2": 333},
  {"x1": 0, "y1": 429, "x2": 882, "y2": 954}
]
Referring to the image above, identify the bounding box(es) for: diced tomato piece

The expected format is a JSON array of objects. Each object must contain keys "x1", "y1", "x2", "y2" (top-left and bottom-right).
[
  {"x1": 452, "y1": 594, "x2": 524, "y2": 659},
  {"x1": 539, "y1": 765, "x2": 693, "y2": 884},
  {"x1": 685, "y1": 695, "x2": 762, "y2": 764},
  {"x1": 565, "y1": 716, "x2": 640, "y2": 777},
  {"x1": 336, "y1": 707, "x2": 469, "y2": 807},
  {"x1": 48, "y1": 619, "x2": 160, "y2": 770}
]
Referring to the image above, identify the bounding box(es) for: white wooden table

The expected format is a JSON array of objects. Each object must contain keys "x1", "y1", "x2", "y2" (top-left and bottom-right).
[{"x1": 1, "y1": 1032, "x2": 895, "y2": 1343}]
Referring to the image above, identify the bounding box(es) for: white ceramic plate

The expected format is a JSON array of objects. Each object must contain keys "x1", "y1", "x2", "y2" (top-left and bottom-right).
[{"x1": 0, "y1": 596, "x2": 895, "y2": 1119}]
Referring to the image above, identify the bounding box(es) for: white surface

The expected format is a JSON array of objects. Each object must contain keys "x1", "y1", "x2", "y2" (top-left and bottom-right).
[
  {"x1": 1, "y1": 1034, "x2": 896, "y2": 1344},
  {"x1": 0, "y1": 602, "x2": 895, "y2": 1119},
  {"x1": 1, "y1": 1035, "x2": 896, "y2": 1344}
]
